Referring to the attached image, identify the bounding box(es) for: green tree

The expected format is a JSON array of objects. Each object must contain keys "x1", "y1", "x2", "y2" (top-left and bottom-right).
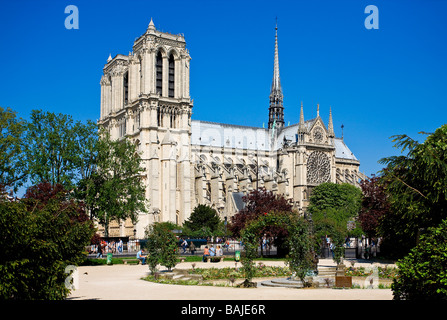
[
  {"x1": 25, "y1": 110, "x2": 80, "y2": 188},
  {"x1": 24, "y1": 110, "x2": 100, "y2": 191},
  {"x1": 240, "y1": 212, "x2": 315, "y2": 287},
  {"x1": 287, "y1": 216, "x2": 316, "y2": 285},
  {"x1": 145, "y1": 222, "x2": 178, "y2": 273},
  {"x1": 378, "y1": 125, "x2": 447, "y2": 258},
  {"x1": 307, "y1": 182, "x2": 363, "y2": 220},
  {"x1": 307, "y1": 182, "x2": 363, "y2": 264},
  {"x1": 0, "y1": 107, "x2": 28, "y2": 194},
  {"x1": 0, "y1": 183, "x2": 94, "y2": 300},
  {"x1": 183, "y1": 204, "x2": 221, "y2": 237},
  {"x1": 79, "y1": 131, "x2": 148, "y2": 236},
  {"x1": 392, "y1": 219, "x2": 447, "y2": 300}
]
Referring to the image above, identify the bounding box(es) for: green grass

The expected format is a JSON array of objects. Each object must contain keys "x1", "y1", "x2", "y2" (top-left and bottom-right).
[
  {"x1": 189, "y1": 265, "x2": 292, "y2": 280},
  {"x1": 80, "y1": 257, "x2": 141, "y2": 266}
]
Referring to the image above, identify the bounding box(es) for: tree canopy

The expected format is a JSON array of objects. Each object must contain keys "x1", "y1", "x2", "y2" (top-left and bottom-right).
[
  {"x1": 229, "y1": 187, "x2": 293, "y2": 238},
  {"x1": 358, "y1": 176, "x2": 390, "y2": 239},
  {"x1": 308, "y1": 182, "x2": 363, "y2": 239},
  {"x1": 78, "y1": 131, "x2": 148, "y2": 236},
  {"x1": 378, "y1": 124, "x2": 447, "y2": 258},
  {"x1": 24, "y1": 110, "x2": 97, "y2": 189},
  {"x1": 183, "y1": 204, "x2": 221, "y2": 236},
  {"x1": 0, "y1": 107, "x2": 28, "y2": 194}
]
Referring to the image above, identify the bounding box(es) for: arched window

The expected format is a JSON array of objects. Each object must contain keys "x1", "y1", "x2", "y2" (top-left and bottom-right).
[
  {"x1": 156, "y1": 51, "x2": 163, "y2": 95},
  {"x1": 168, "y1": 54, "x2": 175, "y2": 97},
  {"x1": 157, "y1": 106, "x2": 162, "y2": 127},
  {"x1": 138, "y1": 56, "x2": 143, "y2": 94},
  {"x1": 123, "y1": 71, "x2": 129, "y2": 105}
]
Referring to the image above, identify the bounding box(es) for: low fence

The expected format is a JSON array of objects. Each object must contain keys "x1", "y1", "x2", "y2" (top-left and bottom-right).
[
  {"x1": 86, "y1": 239, "x2": 143, "y2": 255},
  {"x1": 319, "y1": 237, "x2": 380, "y2": 259},
  {"x1": 86, "y1": 237, "x2": 379, "y2": 260}
]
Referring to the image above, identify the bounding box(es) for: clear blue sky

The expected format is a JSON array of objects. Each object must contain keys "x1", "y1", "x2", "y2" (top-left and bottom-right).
[{"x1": 0, "y1": 0, "x2": 446, "y2": 178}]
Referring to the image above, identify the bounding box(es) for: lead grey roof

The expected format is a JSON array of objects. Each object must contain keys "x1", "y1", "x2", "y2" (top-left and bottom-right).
[
  {"x1": 231, "y1": 192, "x2": 246, "y2": 212},
  {"x1": 191, "y1": 119, "x2": 358, "y2": 161},
  {"x1": 334, "y1": 138, "x2": 358, "y2": 160},
  {"x1": 191, "y1": 120, "x2": 271, "y2": 151}
]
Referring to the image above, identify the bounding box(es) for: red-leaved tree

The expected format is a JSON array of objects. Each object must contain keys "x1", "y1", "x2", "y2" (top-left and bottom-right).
[
  {"x1": 358, "y1": 176, "x2": 390, "y2": 239},
  {"x1": 229, "y1": 188, "x2": 293, "y2": 256}
]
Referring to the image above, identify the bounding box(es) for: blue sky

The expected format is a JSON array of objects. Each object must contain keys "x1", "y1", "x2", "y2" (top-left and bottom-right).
[{"x1": 0, "y1": 0, "x2": 446, "y2": 178}]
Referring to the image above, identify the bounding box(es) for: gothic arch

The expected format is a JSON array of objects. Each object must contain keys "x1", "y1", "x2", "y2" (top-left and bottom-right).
[
  {"x1": 155, "y1": 46, "x2": 168, "y2": 57},
  {"x1": 166, "y1": 47, "x2": 180, "y2": 60}
]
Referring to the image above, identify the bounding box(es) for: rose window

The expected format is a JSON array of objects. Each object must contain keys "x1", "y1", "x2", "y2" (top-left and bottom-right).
[{"x1": 307, "y1": 151, "x2": 330, "y2": 184}]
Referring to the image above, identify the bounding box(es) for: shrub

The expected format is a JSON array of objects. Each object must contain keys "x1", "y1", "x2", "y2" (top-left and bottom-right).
[
  {"x1": 145, "y1": 222, "x2": 178, "y2": 273},
  {"x1": 392, "y1": 219, "x2": 447, "y2": 300},
  {"x1": 0, "y1": 184, "x2": 94, "y2": 300}
]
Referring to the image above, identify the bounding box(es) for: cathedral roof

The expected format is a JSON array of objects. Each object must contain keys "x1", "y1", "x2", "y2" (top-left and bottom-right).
[
  {"x1": 230, "y1": 192, "x2": 246, "y2": 212},
  {"x1": 334, "y1": 138, "x2": 358, "y2": 161},
  {"x1": 191, "y1": 119, "x2": 358, "y2": 161},
  {"x1": 191, "y1": 120, "x2": 270, "y2": 151}
]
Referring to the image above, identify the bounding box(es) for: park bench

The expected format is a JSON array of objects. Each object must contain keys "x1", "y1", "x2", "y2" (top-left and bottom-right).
[
  {"x1": 122, "y1": 259, "x2": 142, "y2": 265},
  {"x1": 204, "y1": 256, "x2": 225, "y2": 263}
]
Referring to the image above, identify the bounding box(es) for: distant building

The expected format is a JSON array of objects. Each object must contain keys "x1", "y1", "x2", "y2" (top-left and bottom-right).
[{"x1": 98, "y1": 19, "x2": 365, "y2": 238}]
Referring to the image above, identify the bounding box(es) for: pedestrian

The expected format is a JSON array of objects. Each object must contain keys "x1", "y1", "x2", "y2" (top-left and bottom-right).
[
  {"x1": 96, "y1": 240, "x2": 104, "y2": 258},
  {"x1": 181, "y1": 238, "x2": 188, "y2": 254},
  {"x1": 118, "y1": 238, "x2": 123, "y2": 253},
  {"x1": 209, "y1": 245, "x2": 216, "y2": 257},
  {"x1": 216, "y1": 245, "x2": 223, "y2": 257},
  {"x1": 189, "y1": 241, "x2": 196, "y2": 255},
  {"x1": 202, "y1": 246, "x2": 210, "y2": 262}
]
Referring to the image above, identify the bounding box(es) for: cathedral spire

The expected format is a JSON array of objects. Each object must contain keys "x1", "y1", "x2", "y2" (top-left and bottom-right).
[
  {"x1": 272, "y1": 19, "x2": 281, "y2": 94},
  {"x1": 298, "y1": 102, "x2": 306, "y2": 132},
  {"x1": 328, "y1": 106, "x2": 335, "y2": 138},
  {"x1": 297, "y1": 101, "x2": 307, "y2": 144},
  {"x1": 268, "y1": 19, "x2": 284, "y2": 130},
  {"x1": 148, "y1": 17, "x2": 156, "y2": 32}
]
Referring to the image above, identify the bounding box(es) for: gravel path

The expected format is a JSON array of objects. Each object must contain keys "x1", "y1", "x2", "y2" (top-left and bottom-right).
[{"x1": 68, "y1": 259, "x2": 394, "y2": 300}]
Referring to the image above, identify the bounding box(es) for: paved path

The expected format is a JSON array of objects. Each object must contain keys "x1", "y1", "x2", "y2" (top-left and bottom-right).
[{"x1": 68, "y1": 259, "x2": 394, "y2": 300}]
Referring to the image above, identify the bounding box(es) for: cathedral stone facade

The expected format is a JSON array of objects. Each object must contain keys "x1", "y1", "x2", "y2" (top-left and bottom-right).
[{"x1": 98, "y1": 20, "x2": 365, "y2": 238}]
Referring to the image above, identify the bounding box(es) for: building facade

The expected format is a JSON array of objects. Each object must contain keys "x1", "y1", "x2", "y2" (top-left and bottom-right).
[{"x1": 98, "y1": 20, "x2": 365, "y2": 238}]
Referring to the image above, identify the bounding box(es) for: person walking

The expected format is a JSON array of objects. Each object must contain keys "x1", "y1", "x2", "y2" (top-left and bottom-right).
[
  {"x1": 181, "y1": 238, "x2": 188, "y2": 254},
  {"x1": 189, "y1": 241, "x2": 196, "y2": 255}
]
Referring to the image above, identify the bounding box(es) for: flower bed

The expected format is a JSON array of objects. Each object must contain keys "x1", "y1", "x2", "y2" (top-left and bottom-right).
[
  {"x1": 189, "y1": 263, "x2": 292, "y2": 280},
  {"x1": 344, "y1": 266, "x2": 398, "y2": 279}
]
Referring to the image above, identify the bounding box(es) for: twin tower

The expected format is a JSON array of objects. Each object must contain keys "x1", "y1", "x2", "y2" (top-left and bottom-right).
[{"x1": 98, "y1": 19, "x2": 363, "y2": 239}]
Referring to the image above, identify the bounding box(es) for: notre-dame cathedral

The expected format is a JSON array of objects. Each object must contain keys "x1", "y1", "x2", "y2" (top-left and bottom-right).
[{"x1": 98, "y1": 19, "x2": 365, "y2": 238}]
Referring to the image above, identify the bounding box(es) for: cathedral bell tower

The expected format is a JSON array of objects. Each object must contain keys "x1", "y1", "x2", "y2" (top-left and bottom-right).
[
  {"x1": 268, "y1": 21, "x2": 284, "y2": 131},
  {"x1": 99, "y1": 18, "x2": 194, "y2": 236}
]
